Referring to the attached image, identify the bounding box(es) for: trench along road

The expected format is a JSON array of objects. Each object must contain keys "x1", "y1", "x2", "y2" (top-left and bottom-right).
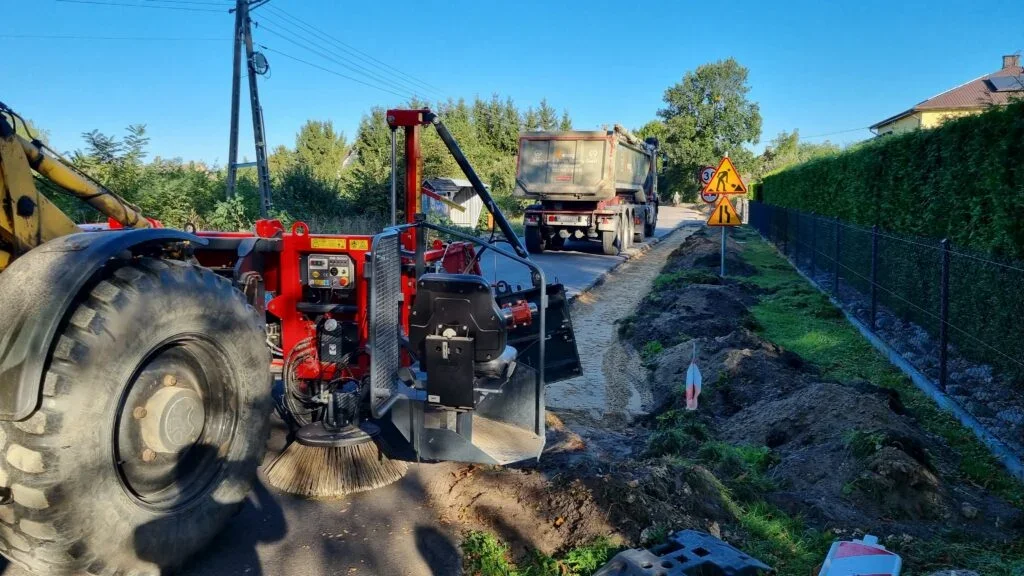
[{"x1": 0, "y1": 206, "x2": 704, "y2": 576}]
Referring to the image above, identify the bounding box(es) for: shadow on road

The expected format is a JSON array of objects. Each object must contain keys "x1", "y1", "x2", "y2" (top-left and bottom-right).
[
  {"x1": 134, "y1": 445, "x2": 287, "y2": 576},
  {"x1": 415, "y1": 525, "x2": 461, "y2": 575}
]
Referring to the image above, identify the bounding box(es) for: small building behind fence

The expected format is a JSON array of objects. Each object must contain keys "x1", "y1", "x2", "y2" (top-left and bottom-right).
[{"x1": 423, "y1": 178, "x2": 486, "y2": 228}]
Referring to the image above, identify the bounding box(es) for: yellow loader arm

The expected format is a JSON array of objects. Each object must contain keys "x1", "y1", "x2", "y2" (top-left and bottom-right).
[{"x1": 0, "y1": 105, "x2": 150, "y2": 272}]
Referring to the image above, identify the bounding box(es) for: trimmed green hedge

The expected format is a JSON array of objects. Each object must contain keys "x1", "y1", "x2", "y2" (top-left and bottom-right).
[{"x1": 760, "y1": 101, "x2": 1024, "y2": 259}]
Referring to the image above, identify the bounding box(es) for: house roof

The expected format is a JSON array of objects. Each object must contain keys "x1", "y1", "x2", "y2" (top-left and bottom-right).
[
  {"x1": 871, "y1": 60, "x2": 1023, "y2": 130},
  {"x1": 423, "y1": 177, "x2": 488, "y2": 196}
]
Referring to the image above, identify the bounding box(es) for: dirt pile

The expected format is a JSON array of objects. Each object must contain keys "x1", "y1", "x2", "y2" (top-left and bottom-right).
[{"x1": 634, "y1": 229, "x2": 1023, "y2": 540}]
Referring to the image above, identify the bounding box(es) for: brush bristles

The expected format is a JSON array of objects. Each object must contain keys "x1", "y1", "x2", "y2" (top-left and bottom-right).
[{"x1": 264, "y1": 441, "x2": 408, "y2": 498}]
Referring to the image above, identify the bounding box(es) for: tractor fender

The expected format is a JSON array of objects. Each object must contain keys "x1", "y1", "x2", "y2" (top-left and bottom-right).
[{"x1": 0, "y1": 229, "x2": 207, "y2": 421}]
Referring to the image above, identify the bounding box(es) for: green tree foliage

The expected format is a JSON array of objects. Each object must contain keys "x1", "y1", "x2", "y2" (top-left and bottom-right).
[
  {"x1": 656, "y1": 58, "x2": 762, "y2": 201},
  {"x1": 756, "y1": 129, "x2": 839, "y2": 179},
  {"x1": 537, "y1": 98, "x2": 558, "y2": 131},
  {"x1": 760, "y1": 101, "x2": 1024, "y2": 258},
  {"x1": 559, "y1": 110, "x2": 572, "y2": 131},
  {"x1": 50, "y1": 95, "x2": 569, "y2": 233}
]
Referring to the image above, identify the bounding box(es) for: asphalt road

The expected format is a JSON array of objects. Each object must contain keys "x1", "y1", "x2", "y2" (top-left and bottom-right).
[
  {"x1": 0, "y1": 206, "x2": 703, "y2": 576},
  {"x1": 479, "y1": 205, "x2": 698, "y2": 297}
]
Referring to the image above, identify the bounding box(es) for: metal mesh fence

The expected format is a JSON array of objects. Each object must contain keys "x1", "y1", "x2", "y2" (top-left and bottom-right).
[{"x1": 749, "y1": 201, "x2": 1024, "y2": 393}]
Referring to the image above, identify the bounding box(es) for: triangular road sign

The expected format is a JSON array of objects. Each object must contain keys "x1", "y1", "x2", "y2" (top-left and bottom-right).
[
  {"x1": 706, "y1": 196, "x2": 741, "y2": 227},
  {"x1": 700, "y1": 156, "x2": 747, "y2": 195}
]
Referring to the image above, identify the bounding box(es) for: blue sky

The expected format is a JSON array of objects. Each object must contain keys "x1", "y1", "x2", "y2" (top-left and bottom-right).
[{"x1": 2, "y1": 0, "x2": 1021, "y2": 165}]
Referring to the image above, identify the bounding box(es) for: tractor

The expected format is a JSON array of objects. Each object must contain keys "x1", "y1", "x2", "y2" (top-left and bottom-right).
[{"x1": 0, "y1": 102, "x2": 580, "y2": 574}]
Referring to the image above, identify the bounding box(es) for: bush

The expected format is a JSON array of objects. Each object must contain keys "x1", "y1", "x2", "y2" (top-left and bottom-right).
[{"x1": 760, "y1": 101, "x2": 1024, "y2": 259}]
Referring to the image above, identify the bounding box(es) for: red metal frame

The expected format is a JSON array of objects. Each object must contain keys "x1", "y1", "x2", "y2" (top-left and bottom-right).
[{"x1": 186, "y1": 110, "x2": 486, "y2": 390}]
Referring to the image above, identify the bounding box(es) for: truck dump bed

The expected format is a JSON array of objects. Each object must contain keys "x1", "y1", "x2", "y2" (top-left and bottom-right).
[{"x1": 516, "y1": 127, "x2": 653, "y2": 202}]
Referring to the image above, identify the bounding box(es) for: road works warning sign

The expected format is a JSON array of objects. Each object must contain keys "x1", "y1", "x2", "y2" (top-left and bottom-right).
[
  {"x1": 700, "y1": 156, "x2": 747, "y2": 195},
  {"x1": 706, "y1": 196, "x2": 741, "y2": 227}
]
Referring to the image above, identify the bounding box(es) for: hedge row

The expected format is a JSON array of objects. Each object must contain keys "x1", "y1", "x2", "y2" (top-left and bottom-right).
[{"x1": 759, "y1": 101, "x2": 1024, "y2": 259}]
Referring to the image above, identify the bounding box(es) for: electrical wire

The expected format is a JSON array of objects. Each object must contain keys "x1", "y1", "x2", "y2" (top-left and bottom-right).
[
  {"x1": 137, "y1": 0, "x2": 231, "y2": 4},
  {"x1": 55, "y1": 0, "x2": 228, "y2": 12},
  {"x1": 265, "y1": 4, "x2": 443, "y2": 96},
  {"x1": 0, "y1": 33, "x2": 227, "y2": 41},
  {"x1": 255, "y1": 24, "x2": 420, "y2": 101},
  {"x1": 799, "y1": 127, "x2": 872, "y2": 140},
  {"x1": 256, "y1": 13, "x2": 435, "y2": 100},
  {"x1": 257, "y1": 44, "x2": 413, "y2": 100}
]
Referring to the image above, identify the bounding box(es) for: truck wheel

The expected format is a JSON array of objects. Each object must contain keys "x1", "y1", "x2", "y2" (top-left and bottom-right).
[
  {"x1": 525, "y1": 227, "x2": 545, "y2": 254},
  {"x1": 644, "y1": 211, "x2": 656, "y2": 237},
  {"x1": 601, "y1": 218, "x2": 620, "y2": 256},
  {"x1": 0, "y1": 258, "x2": 271, "y2": 575},
  {"x1": 548, "y1": 235, "x2": 565, "y2": 251},
  {"x1": 632, "y1": 210, "x2": 644, "y2": 244},
  {"x1": 621, "y1": 213, "x2": 632, "y2": 252}
]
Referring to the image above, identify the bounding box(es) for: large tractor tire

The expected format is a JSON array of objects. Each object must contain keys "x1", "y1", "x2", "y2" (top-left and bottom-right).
[
  {"x1": 0, "y1": 258, "x2": 272, "y2": 575},
  {"x1": 525, "y1": 227, "x2": 545, "y2": 254}
]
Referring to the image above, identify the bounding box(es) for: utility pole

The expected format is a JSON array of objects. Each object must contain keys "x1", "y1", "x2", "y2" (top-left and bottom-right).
[
  {"x1": 243, "y1": 4, "x2": 272, "y2": 217},
  {"x1": 225, "y1": 0, "x2": 245, "y2": 200},
  {"x1": 226, "y1": 0, "x2": 272, "y2": 218}
]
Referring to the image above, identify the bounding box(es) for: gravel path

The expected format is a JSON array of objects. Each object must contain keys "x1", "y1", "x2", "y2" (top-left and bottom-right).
[{"x1": 547, "y1": 207, "x2": 703, "y2": 419}]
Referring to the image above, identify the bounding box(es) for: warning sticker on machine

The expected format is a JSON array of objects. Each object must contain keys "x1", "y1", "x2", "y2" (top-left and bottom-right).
[
  {"x1": 349, "y1": 239, "x2": 369, "y2": 251},
  {"x1": 311, "y1": 238, "x2": 347, "y2": 250}
]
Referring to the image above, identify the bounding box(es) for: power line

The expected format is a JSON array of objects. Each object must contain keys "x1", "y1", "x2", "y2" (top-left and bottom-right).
[
  {"x1": 55, "y1": 0, "x2": 228, "y2": 12},
  {"x1": 0, "y1": 33, "x2": 227, "y2": 41},
  {"x1": 256, "y1": 16, "x2": 435, "y2": 100},
  {"x1": 255, "y1": 25, "x2": 420, "y2": 100},
  {"x1": 258, "y1": 44, "x2": 412, "y2": 101},
  {"x1": 137, "y1": 0, "x2": 232, "y2": 5},
  {"x1": 799, "y1": 126, "x2": 871, "y2": 140},
  {"x1": 265, "y1": 4, "x2": 443, "y2": 96}
]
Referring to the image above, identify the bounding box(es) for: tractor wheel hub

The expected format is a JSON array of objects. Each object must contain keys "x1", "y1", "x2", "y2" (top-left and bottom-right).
[{"x1": 140, "y1": 386, "x2": 205, "y2": 454}]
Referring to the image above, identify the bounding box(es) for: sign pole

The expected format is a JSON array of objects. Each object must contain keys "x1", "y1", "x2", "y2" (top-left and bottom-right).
[{"x1": 720, "y1": 226, "x2": 727, "y2": 277}]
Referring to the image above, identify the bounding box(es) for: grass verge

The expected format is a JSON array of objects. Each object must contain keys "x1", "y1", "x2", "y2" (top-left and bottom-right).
[
  {"x1": 461, "y1": 532, "x2": 618, "y2": 576},
  {"x1": 730, "y1": 227, "x2": 1024, "y2": 574},
  {"x1": 735, "y1": 227, "x2": 1024, "y2": 506}
]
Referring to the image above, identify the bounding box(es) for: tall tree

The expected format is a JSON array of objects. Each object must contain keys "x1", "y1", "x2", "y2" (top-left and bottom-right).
[
  {"x1": 522, "y1": 107, "x2": 540, "y2": 132},
  {"x1": 558, "y1": 110, "x2": 572, "y2": 131},
  {"x1": 293, "y1": 120, "x2": 347, "y2": 183},
  {"x1": 756, "y1": 129, "x2": 839, "y2": 179},
  {"x1": 537, "y1": 99, "x2": 558, "y2": 131},
  {"x1": 657, "y1": 58, "x2": 762, "y2": 201}
]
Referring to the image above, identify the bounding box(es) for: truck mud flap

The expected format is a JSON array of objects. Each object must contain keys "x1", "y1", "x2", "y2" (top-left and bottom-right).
[{"x1": 497, "y1": 282, "x2": 582, "y2": 383}]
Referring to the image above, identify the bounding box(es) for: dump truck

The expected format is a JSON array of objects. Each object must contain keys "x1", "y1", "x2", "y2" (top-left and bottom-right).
[
  {"x1": 516, "y1": 126, "x2": 659, "y2": 255},
  {"x1": 0, "y1": 102, "x2": 580, "y2": 575}
]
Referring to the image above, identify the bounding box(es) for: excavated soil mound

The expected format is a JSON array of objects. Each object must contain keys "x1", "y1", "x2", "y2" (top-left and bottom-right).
[
  {"x1": 637, "y1": 228, "x2": 1023, "y2": 539},
  {"x1": 662, "y1": 233, "x2": 756, "y2": 277}
]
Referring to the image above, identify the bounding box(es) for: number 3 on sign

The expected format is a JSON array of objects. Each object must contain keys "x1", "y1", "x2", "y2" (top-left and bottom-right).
[{"x1": 706, "y1": 197, "x2": 741, "y2": 227}]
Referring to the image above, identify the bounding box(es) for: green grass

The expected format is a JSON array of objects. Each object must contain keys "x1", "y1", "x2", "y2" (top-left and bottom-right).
[
  {"x1": 737, "y1": 229, "x2": 1024, "y2": 507},
  {"x1": 729, "y1": 228, "x2": 1024, "y2": 574},
  {"x1": 641, "y1": 340, "x2": 664, "y2": 360},
  {"x1": 652, "y1": 269, "x2": 722, "y2": 292},
  {"x1": 737, "y1": 503, "x2": 834, "y2": 575},
  {"x1": 461, "y1": 532, "x2": 618, "y2": 576}
]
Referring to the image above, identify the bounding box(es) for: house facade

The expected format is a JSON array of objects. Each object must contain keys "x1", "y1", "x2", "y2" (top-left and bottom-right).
[{"x1": 871, "y1": 54, "x2": 1022, "y2": 136}]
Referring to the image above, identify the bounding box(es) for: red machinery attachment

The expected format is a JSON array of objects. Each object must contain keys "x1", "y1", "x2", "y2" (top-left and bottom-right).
[{"x1": 190, "y1": 109, "x2": 581, "y2": 466}]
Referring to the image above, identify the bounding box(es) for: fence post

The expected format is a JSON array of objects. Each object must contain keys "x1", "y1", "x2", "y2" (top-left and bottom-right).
[
  {"x1": 833, "y1": 217, "x2": 841, "y2": 295},
  {"x1": 794, "y1": 209, "x2": 800, "y2": 264},
  {"x1": 810, "y1": 215, "x2": 816, "y2": 277},
  {"x1": 870, "y1": 225, "x2": 878, "y2": 329},
  {"x1": 939, "y1": 238, "x2": 950, "y2": 390}
]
